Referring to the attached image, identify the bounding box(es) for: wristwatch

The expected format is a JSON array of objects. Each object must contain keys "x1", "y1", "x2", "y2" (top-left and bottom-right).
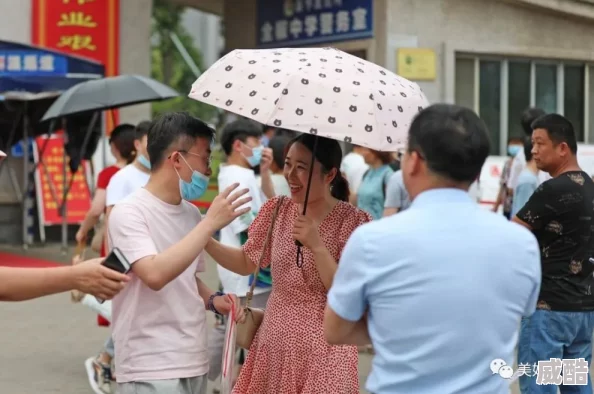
[{"x1": 208, "y1": 291, "x2": 225, "y2": 315}]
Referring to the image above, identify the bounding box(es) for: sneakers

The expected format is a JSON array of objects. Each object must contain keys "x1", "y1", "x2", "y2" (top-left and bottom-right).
[{"x1": 84, "y1": 357, "x2": 113, "y2": 394}]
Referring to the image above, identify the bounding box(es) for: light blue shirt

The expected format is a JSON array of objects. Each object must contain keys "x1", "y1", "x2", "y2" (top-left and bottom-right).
[
  {"x1": 511, "y1": 169, "x2": 539, "y2": 217},
  {"x1": 328, "y1": 189, "x2": 541, "y2": 394},
  {"x1": 357, "y1": 165, "x2": 393, "y2": 220}
]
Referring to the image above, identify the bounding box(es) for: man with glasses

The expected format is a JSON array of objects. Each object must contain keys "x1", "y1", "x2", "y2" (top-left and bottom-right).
[{"x1": 108, "y1": 112, "x2": 250, "y2": 394}]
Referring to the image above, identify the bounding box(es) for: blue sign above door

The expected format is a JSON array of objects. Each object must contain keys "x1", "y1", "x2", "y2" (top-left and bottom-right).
[{"x1": 256, "y1": 0, "x2": 373, "y2": 48}]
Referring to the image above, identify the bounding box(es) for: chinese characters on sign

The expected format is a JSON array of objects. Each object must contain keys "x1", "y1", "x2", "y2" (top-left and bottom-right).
[
  {"x1": 32, "y1": 0, "x2": 120, "y2": 128},
  {"x1": 257, "y1": 0, "x2": 373, "y2": 48},
  {"x1": 34, "y1": 135, "x2": 91, "y2": 225},
  {"x1": 0, "y1": 51, "x2": 67, "y2": 76},
  {"x1": 491, "y1": 358, "x2": 589, "y2": 386}
]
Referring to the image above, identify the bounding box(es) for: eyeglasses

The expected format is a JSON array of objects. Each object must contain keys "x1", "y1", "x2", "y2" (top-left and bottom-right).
[{"x1": 169, "y1": 150, "x2": 212, "y2": 167}]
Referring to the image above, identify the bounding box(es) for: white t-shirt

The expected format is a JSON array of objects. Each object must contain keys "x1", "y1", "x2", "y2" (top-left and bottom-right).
[
  {"x1": 340, "y1": 152, "x2": 369, "y2": 195},
  {"x1": 105, "y1": 164, "x2": 150, "y2": 207},
  {"x1": 108, "y1": 188, "x2": 207, "y2": 382},
  {"x1": 217, "y1": 164, "x2": 270, "y2": 297},
  {"x1": 508, "y1": 149, "x2": 551, "y2": 190},
  {"x1": 468, "y1": 181, "x2": 481, "y2": 202}
]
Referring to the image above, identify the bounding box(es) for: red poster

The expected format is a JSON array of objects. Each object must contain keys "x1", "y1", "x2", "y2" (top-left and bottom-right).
[
  {"x1": 34, "y1": 134, "x2": 91, "y2": 225},
  {"x1": 31, "y1": 0, "x2": 120, "y2": 132}
]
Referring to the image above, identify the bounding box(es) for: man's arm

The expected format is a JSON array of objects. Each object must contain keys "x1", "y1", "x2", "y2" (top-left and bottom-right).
[
  {"x1": 512, "y1": 182, "x2": 555, "y2": 231},
  {"x1": 0, "y1": 259, "x2": 128, "y2": 302},
  {"x1": 324, "y1": 228, "x2": 371, "y2": 346},
  {"x1": 77, "y1": 189, "x2": 107, "y2": 241},
  {"x1": 111, "y1": 184, "x2": 250, "y2": 291}
]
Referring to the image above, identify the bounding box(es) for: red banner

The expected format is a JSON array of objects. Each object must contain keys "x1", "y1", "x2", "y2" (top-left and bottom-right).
[
  {"x1": 34, "y1": 134, "x2": 91, "y2": 225},
  {"x1": 31, "y1": 0, "x2": 120, "y2": 132}
]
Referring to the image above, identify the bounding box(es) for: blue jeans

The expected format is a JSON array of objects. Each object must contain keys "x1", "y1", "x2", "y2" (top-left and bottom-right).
[{"x1": 518, "y1": 310, "x2": 594, "y2": 394}]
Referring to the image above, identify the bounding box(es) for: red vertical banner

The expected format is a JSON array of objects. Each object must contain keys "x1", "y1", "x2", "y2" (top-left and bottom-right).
[{"x1": 31, "y1": 0, "x2": 120, "y2": 133}]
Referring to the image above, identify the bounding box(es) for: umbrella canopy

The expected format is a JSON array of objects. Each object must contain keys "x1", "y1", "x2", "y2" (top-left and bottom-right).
[
  {"x1": 41, "y1": 74, "x2": 179, "y2": 122},
  {"x1": 189, "y1": 47, "x2": 429, "y2": 151}
]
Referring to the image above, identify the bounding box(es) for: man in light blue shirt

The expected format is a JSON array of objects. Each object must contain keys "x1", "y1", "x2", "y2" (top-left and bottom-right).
[
  {"x1": 324, "y1": 104, "x2": 542, "y2": 394},
  {"x1": 511, "y1": 137, "x2": 538, "y2": 217}
]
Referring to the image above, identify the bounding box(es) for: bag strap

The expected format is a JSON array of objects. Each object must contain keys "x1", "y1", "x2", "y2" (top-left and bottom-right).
[{"x1": 244, "y1": 196, "x2": 284, "y2": 309}]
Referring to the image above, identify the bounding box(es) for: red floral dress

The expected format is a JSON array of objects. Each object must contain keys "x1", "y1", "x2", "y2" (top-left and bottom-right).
[{"x1": 234, "y1": 196, "x2": 372, "y2": 394}]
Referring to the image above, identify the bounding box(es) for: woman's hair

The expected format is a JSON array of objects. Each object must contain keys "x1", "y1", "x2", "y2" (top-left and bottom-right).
[
  {"x1": 369, "y1": 148, "x2": 393, "y2": 165},
  {"x1": 269, "y1": 134, "x2": 292, "y2": 169},
  {"x1": 109, "y1": 124, "x2": 137, "y2": 164},
  {"x1": 286, "y1": 134, "x2": 350, "y2": 202}
]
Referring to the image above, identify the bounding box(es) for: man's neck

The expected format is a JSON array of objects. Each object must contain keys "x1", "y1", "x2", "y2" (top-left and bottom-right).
[
  {"x1": 144, "y1": 173, "x2": 182, "y2": 205},
  {"x1": 549, "y1": 159, "x2": 581, "y2": 178},
  {"x1": 133, "y1": 159, "x2": 150, "y2": 174},
  {"x1": 227, "y1": 155, "x2": 249, "y2": 169}
]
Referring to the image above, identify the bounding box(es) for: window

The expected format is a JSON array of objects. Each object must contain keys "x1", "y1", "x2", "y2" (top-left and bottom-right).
[
  {"x1": 479, "y1": 61, "x2": 501, "y2": 154},
  {"x1": 508, "y1": 62, "x2": 530, "y2": 139},
  {"x1": 455, "y1": 55, "x2": 593, "y2": 154}
]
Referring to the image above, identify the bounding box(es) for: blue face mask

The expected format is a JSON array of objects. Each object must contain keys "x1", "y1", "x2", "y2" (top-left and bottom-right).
[
  {"x1": 138, "y1": 154, "x2": 151, "y2": 169},
  {"x1": 245, "y1": 145, "x2": 263, "y2": 167},
  {"x1": 508, "y1": 145, "x2": 521, "y2": 157},
  {"x1": 261, "y1": 135, "x2": 270, "y2": 147},
  {"x1": 176, "y1": 156, "x2": 210, "y2": 201}
]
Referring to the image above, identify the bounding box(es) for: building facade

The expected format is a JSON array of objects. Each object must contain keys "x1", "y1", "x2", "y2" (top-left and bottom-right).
[{"x1": 187, "y1": 0, "x2": 594, "y2": 155}]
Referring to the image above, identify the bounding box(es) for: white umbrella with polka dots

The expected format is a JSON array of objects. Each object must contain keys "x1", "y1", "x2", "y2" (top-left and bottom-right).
[{"x1": 189, "y1": 47, "x2": 429, "y2": 151}]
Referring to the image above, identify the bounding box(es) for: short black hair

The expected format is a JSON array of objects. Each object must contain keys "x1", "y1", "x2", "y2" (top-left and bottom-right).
[
  {"x1": 523, "y1": 137, "x2": 533, "y2": 162},
  {"x1": 268, "y1": 134, "x2": 292, "y2": 168},
  {"x1": 135, "y1": 120, "x2": 151, "y2": 139},
  {"x1": 521, "y1": 108, "x2": 546, "y2": 136},
  {"x1": 407, "y1": 104, "x2": 491, "y2": 183},
  {"x1": 220, "y1": 119, "x2": 263, "y2": 155},
  {"x1": 531, "y1": 114, "x2": 577, "y2": 154},
  {"x1": 109, "y1": 124, "x2": 136, "y2": 163},
  {"x1": 147, "y1": 112, "x2": 215, "y2": 169}
]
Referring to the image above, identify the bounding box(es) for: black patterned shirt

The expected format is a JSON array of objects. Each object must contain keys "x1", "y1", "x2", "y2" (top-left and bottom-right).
[{"x1": 517, "y1": 171, "x2": 594, "y2": 311}]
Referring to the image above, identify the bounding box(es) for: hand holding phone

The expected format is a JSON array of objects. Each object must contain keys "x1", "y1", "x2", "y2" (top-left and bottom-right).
[{"x1": 96, "y1": 247, "x2": 131, "y2": 304}]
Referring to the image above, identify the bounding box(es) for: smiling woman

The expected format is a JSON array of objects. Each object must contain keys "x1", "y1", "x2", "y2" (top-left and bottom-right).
[{"x1": 204, "y1": 134, "x2": 373, "y2": 394}]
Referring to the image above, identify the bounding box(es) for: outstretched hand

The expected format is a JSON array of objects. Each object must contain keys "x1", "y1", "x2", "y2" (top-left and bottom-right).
[
  {"x1": 72, "y1": 258, "x2": 130, "y2": 301},
  {"x1": 205, "y1": 183, "x2": 252, "y2": 231}
]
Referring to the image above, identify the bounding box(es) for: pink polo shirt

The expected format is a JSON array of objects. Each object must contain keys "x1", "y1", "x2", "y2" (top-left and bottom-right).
[{"x1": 108, "y1": 188, "x2": 207, "y2": 383}]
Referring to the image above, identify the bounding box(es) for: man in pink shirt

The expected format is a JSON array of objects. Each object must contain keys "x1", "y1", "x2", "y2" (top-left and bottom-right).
[{"x1": 108, "y1": 112, "x2": 251, "y2": 394}]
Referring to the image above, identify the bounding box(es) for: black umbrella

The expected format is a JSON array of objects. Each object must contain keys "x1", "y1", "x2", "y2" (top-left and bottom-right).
[{"x1": 41, "y1": 74, "x2": 179, "y2": 122}]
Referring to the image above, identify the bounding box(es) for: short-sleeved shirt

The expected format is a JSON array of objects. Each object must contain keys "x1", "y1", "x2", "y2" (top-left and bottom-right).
[
  {"x1": 511, "y1": 169, "x2": 538, "y2": 217},
  {"x1": 105, "y1": 164, "x2": 150, "y2": 207},
  {"x1": 328, "y1": 189, "x2": 541, "y2": 394},
  {"x1": 516, "y1": 171, "x2": 594, "y2": 311},
  {"x1": 357, "y1": 165, "x2": 393, "y2": 220},
  {"x1": 108, "y1": 188, "x2": 207, "y2": 383},
  {"x1": 217, "y1": 164, "x2": 269, "y2": 297},
  {"x1": 384, "y1": 170, "x2": 410, "y2": 211}
]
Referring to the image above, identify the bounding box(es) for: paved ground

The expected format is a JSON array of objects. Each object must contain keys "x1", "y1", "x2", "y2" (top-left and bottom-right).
[{"x1": 1, "y1": 243, "x2": 582, "y2": 394}]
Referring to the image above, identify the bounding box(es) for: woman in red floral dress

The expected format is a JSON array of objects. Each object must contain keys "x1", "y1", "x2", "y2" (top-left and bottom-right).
[{"x1": 206, "y1": 134, "x2": 372, "y2": 394}]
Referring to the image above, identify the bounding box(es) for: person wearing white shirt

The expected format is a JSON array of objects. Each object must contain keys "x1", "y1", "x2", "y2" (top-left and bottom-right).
[
  {"x1": 267, "y1": 134, "x2": 292, "y2": 196},
  {"x1": 507, "y1": 108, "x2": 548, "y2": 191},
  {"x1": 340, "y1": 145, "x2": 369, "y2": 197},
  {"x1": 208, "y1": 119, "x2": 274, "y2": 384}
]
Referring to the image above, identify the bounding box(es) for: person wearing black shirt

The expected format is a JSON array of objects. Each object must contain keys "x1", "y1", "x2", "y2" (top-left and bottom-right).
[{"x1": 513, "y1": 114, "x2": 594, "y2": 394}]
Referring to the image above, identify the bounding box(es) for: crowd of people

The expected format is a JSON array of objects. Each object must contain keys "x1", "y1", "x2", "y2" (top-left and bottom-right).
[{"x1": 2, "y1": 102, "x2": 593, "y2": 394}]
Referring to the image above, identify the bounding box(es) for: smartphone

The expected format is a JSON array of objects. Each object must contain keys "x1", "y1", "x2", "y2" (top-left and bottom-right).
[{"x1": 96, "y1": 247, "x2": 131, "y2": 304}]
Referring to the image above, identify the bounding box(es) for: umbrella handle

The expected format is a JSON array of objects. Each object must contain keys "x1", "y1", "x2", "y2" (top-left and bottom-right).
[{"x1": 294, "y1": 135, "x2": 319, "y2": 267}]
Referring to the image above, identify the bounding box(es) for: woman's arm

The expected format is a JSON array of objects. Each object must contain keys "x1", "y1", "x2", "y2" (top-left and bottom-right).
[
  {"x1": 312, "y1": 246, "x2": 338, "y2": 291},
  {"x1": 77, "y1": 189, "x2": 107, "y2": 240},
  {"x1": 205, "y1": 238, "x2": 255, "y2": 276}
]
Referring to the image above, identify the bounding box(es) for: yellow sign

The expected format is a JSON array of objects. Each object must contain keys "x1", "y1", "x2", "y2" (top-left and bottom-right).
[{"x1": 397, "y1": 48, "x2": 436, "y2": 81}]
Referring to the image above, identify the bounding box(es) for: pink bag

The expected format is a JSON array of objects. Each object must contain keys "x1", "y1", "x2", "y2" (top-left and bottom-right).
[{"x1": 221, "y1": 296, "x2": 237, "y2": 394}]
